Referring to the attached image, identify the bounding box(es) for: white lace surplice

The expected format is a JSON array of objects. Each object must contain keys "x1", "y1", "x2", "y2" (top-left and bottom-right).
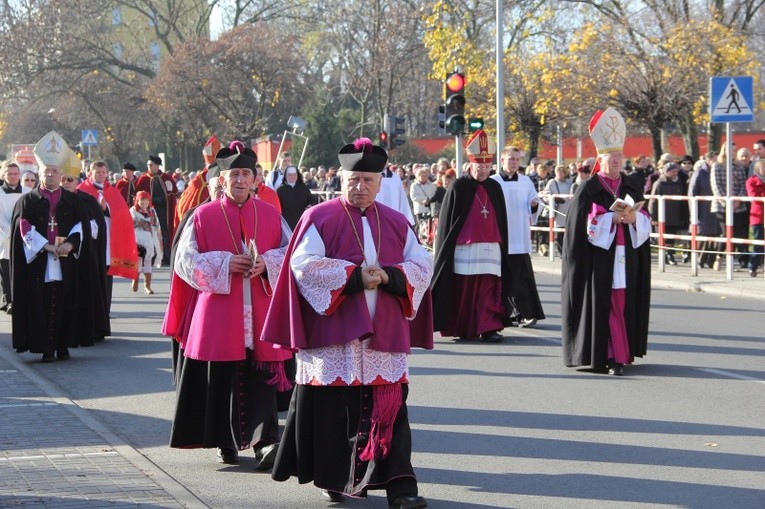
[
  {"x1": 292, "y1": 221, "x2": 431, "y2": 386},
  {"x1": 175, "y1": 214, "x2": 291, "y2": 350}
]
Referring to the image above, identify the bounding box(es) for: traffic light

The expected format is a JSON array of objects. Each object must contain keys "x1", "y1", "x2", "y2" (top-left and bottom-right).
[
  {"x1": 438, "y1": 105, "x2": 446, "y2": 135},
  {"x1": 389, "y1": 115, "x2": 406, "y2": 147},
  {"x1": 444, "y1": 71, "x2": 466, "y2": 135},
  {"x1": 379, "y1": 131, "x2": 388, "y2": 149},
  {"x1": 468, "y1": 117, "x2": 484, "y2": 133}
]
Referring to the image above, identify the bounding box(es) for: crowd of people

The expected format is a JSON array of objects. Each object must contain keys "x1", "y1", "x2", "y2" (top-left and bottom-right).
[{"x1": 2, "y1": 111, "x2": 763, "y2": 509}]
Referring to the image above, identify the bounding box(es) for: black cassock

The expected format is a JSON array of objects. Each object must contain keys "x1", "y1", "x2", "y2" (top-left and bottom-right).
[
  {"x1": 431, "y1": 175, "x2": 513, "y2": 332},
  {"x1": 11, "y1": 188, "x2": 95, "y2": 354},
  {"x1": 560, "y1": 173, "x2": 651, "y2": 371},
  {"x1": 76, "y1": 190, "x2": 111, "y2": 340}
]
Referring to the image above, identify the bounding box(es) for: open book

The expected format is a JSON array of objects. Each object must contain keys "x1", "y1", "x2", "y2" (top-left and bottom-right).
[{"x1": 609, "y1": 195, "x2": 645, "y2": 213}]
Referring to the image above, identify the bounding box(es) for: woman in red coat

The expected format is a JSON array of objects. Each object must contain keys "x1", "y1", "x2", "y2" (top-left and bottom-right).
[{"x1": 746, "y1": 160, "x2": 765, "y2": 277}]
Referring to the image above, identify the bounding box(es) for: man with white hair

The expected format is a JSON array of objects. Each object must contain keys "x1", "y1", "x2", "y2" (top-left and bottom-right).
[{"x1": 264, "y1": 137, "x2": 432, "y2": 509}]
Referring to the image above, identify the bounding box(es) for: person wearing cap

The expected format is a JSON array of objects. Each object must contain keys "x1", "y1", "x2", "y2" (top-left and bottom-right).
[
  {"x1": 130, "y1": 191, "x2": 162, "y2": 294},
  {"x1": 115, "y1": 162, "x2": 137, "y2": 205},
  {"x1": 10, "y1": 131, "x2": 95, "y2": 362},
  {"x1": 432, "y1": 130, "x2": 512, "y2": 343},
  {"x1": 166, "y1": 141, "x2": 292, "y2": 469},
  {"x1": 561, "y1": 108, "x2": 652, "y2": 376},
  {"x1": 163, "y1": 163, "x2": 223, "y2": 385},
  {"x1": 174, "y1": 136, "x2": 221, "y2": 230},
  {"x1": 490, "y1": 145, "x2": 546, "y2": 328},
  {"x1": 648, "y1": 162, "x2": 689, "y2": 265},
  {"x1": 263, "y1": 138, "x2": 432, "y2": 509},
  {"x1": 0, "y1": 161, "x2": 28, "y2": 314},
  {"x1": 136, "y1": 154, "x2": 178, "y2": 265}
]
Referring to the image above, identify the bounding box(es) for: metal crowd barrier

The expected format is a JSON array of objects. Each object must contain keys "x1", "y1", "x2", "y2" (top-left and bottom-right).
[
  {"x1": 311, "y1": 190, "x2": 341, "y2": 203},
  {"x1": 531, "y1": 193, "x2": 765, "y2": 282}
]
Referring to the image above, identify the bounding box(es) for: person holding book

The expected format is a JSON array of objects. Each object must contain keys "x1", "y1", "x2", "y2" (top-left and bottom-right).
[{"x1": 561, "y1": 108, "x2": 652, "y2": 376}]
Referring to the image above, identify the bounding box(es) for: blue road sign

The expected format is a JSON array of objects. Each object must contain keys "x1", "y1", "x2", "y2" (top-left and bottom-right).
[
  {"x1": 81, "y1": 129, "x2": 99, "y2": 146},
  {"x1": 710, "y1": 76, "x2": 754, "y2": 123}
]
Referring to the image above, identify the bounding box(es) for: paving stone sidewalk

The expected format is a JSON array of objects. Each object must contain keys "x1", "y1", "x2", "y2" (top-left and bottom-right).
[{"x1": 0, "y1": 351, "x2": 197, "y2": 509}]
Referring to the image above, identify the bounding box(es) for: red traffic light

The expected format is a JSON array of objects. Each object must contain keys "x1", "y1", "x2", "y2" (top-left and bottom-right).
[
  {"x1": 379, "y1": 131, "x2": 388, "y2": 142},
  {"x1": 446, "y1": 73, "x2": 466, "y2": 93}
]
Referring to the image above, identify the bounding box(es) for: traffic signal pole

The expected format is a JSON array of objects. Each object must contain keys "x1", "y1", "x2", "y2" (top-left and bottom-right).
[
  {"x1": 455, "y1": 135, "x2": 463, "y2": 177},
  {"x1": 495, "y1": 0, "x2": 505, "y2": 157}
]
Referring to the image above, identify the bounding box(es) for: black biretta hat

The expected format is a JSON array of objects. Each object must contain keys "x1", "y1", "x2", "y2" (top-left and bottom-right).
[
  {"x1": 337, "y1": 138, "x2": 387, "y2": 173},
  {"x1": 123, "y1": 162, "x2": 137, "y2": 171},
  {"x1": 148, "y1": 155, "x2": 162, "y2": 165},
  {"x1": 216, "y1": 141, "x2": 257, "y2": 170}
]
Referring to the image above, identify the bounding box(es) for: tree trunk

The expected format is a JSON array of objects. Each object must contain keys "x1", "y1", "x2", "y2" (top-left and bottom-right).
[
  {"x1": 707, "y1": 122, "x2": 723, "y2": 152},
  {"x1": 649, "y1": 125, "x2": 663, "y2": 162},
  {"x1": 526, "y1": 125, "x2": 541, "y2": 160},
  {"x1": 679, "y1": 115, "x2": 700, "y2": 159}
]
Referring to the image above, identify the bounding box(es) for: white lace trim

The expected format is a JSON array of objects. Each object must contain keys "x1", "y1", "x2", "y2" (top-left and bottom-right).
[
  {"x1": 399, "y1": 259, "x2": 431, "y2": 319},
  {"x1": 295, "y1": 339, "x2": 408, "y2": 386},
  {"x1": 243, "y1": 304, "x2": 254, "y2": 349},
  {"x1": 295, "y1": 258, "x2": 354, "y2": 314},
  {"x1": 261, "y1": 246, "x2": 286, "y2": 287},
  {"x1": 191, "y1": 250, "x2": 232, "y2": 293}
]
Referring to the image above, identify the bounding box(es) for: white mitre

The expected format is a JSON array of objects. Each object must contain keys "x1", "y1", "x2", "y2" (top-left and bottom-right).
[
  {"x1": 589, "y1": 107, "x2": 626, "y2": 154},
  {"x1": 33, "y1": 131, "x2": 70, "y2": 169}
]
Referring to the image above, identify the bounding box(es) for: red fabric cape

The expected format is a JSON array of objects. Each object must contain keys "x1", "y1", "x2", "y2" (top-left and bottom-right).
[
  {"x1": 174, "y1": 168, "x2": 209, "y2": 229},
  {"x1": 77, "y1": 180, "x2": 139, "y2": 280}
]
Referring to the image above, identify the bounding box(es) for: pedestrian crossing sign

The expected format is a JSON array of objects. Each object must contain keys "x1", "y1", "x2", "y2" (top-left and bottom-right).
[
  {"x1": 81, "y1": 129, "x2": 99, "y2": 146},
  {"x1": 710, "y1": 76, "x2": 754, "y2": 123}
]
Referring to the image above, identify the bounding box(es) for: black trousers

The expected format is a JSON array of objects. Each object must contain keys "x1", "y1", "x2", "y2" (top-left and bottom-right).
[{"x1": 0, "y1": 258, "x2": 11, "y2": 306}]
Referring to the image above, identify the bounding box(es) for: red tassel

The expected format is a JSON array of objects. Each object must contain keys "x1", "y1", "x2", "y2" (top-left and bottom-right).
[
  {"x1": 359, "y1": 384, "x2": 402, "y2": 461},
  {"x1": 256, "y1": 361, "x2": 294, "y2": 391}
]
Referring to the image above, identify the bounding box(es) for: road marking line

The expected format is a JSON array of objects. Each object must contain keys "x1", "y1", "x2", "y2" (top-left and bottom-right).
[
  {"x1": 0, "y1": 369, "x2": 18, "y2": 373},
  {"x1": 698, "y1": 368, "x2": 765, "y2": 383},
  {"x1": 0, "y1": 402, "x2": 58, "y2": 409},
  {"x1": 0, "y1": 451, "x2": 119, "y2": 462}
]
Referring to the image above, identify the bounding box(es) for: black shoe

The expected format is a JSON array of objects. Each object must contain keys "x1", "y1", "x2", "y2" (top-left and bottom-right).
[
  {"x1": 5, "y1": 305, "x2": 11, "y2": 315},
  {"x1": 682, "y1": 253, "x2": 691, "y2": 264},
  {"x1": 41, "y1": 354, "x2": 55, "y2": 363},
  {"x1": 608, "y1": 364, "x2": 624, "y2": 376},
  {"x1": 454, "y1": 336, "x2": 476, "y2": 342},
  {"x1": 666, "y1": 254, "x2": 677, "y2": 266},
  {"x1": 750, "y1": 268, "x2": 758, "y2": 278},
  {"x1": 56, "y1": 350, "x2": 70, "y2": 361},
  {"x1": 0, "y1": 304, "x2": 7, "y2": 312},
  {"x1": 253, "y1": 443, "x2": 278, "y2": 471},
  {"x1": 216, "y1": 447, "x2": 239, "y2": 464},
  {"x1": 389, "y1": 495, "x2": 428, "y2": 509},
  {"x1": 480, "y1": 331, "x2": 504, "y2": 343},
  {"x1": 320, "y1": 489, "x2": 345, "y2": 503}
]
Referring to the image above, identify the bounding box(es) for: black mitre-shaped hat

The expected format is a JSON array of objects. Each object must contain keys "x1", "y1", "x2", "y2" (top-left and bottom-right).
[
  {"x1": 337, "y1": 137, "x2": 387, "y2": 173},
  {"x1": 216, "y1": 141, "x2": 257, "y2": 170}
]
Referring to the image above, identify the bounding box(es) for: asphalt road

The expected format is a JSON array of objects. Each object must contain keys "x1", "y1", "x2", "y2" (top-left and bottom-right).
[{"x1": 2, "y1": 268, "x2": 763, "y2": 509}]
